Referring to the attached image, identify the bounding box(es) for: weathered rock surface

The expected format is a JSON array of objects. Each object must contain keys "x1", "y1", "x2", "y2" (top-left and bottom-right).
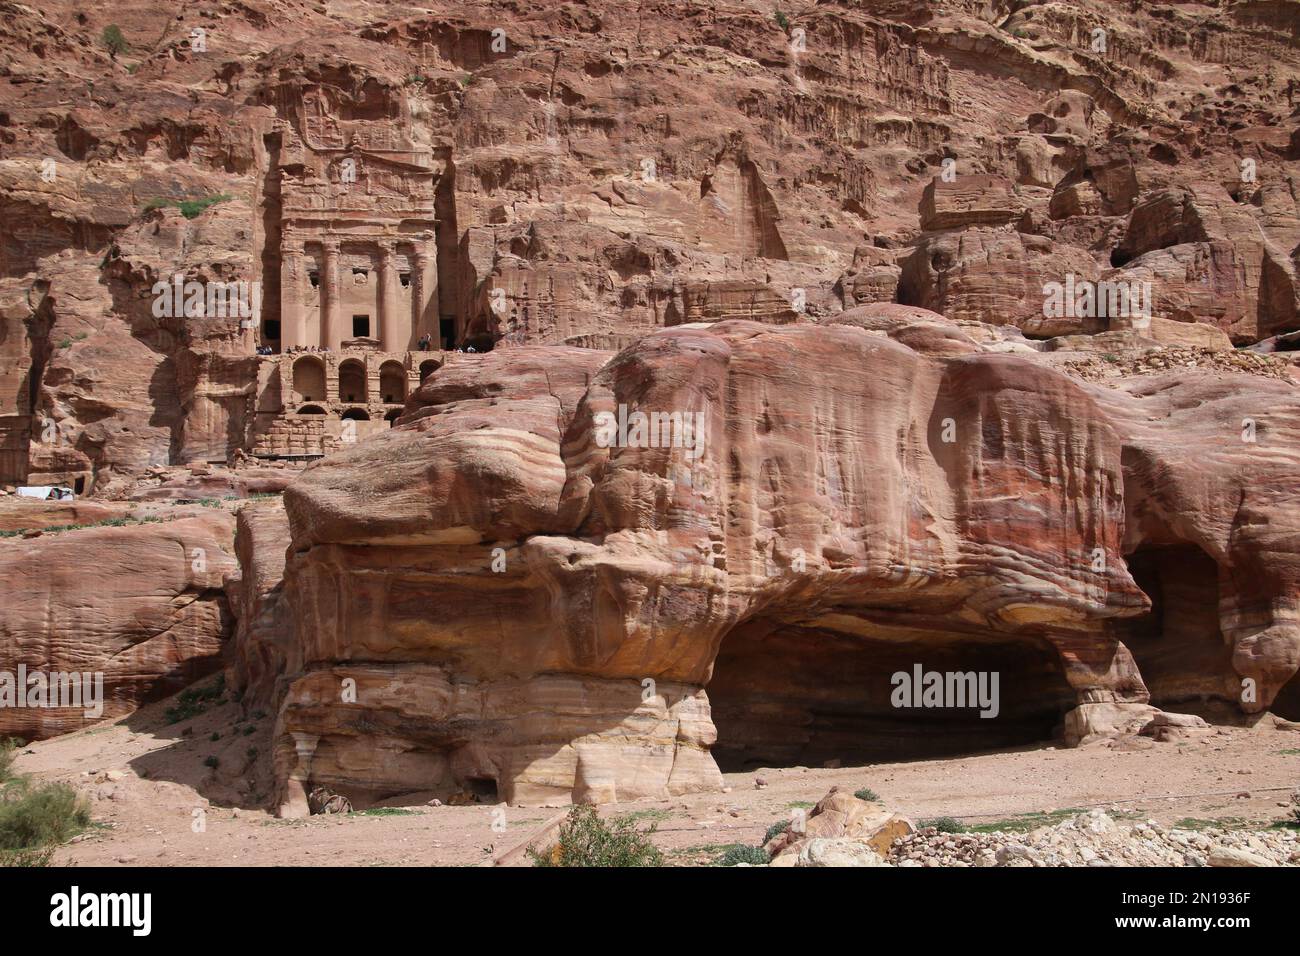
[
  {"x1": 767, "y1": 787, "x2": 914, "y2": 865},
  {"x1": 3, "y1": 0, "x2": 1299, "y2": 491},
  {"x1": 260, "y1": 311, "x2": 1300, "y2": 807},
  {"x1": 2, "y1": 0, "x2": 1300, "y2": 816},
  {"x1": 0, "y1": 510, "x2": 236, "y2": 739}
]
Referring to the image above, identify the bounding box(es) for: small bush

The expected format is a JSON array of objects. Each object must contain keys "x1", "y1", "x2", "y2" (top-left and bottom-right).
[
  {"x1": 101, "y1": 25, "x2": 129, "y2": 58},
  {"x1": 141, "y1": 194, "x2": 232, "y2": 220},
  {"x1": 774, "y1": 11, "x2": 790, "y2": 31},
  {"x1": 0, "y1": 739, "x2": 15, "y2": 782},
  {"x1": 203, "y1": 756, "x2": 219, "y2": 770},
  {"x1": 178, "y1": 194, "x2": 232, "y2": 219},
  {"x1": 528, "y1": 805, "x2": 663, "y2": 867},
  {"x1": 763, "y1": 818, "x2": 791, "y2": 844},
  {"x1": 165, "y1": 674, "x2": 225, "y2": 724},
  {"x1": 920, "y1": 816, "x2": 965, "y2": 833},
  {"x1": 0, "y1": 778, "x2": 91, "y2": 852},
  {"x1": 854, "y1": 788, "x2": 880, "y2": 801},
  {"x1": 717, "y1": 844, "x2": 768, "y2": 866},
  {"x1": 0, "y1": 846, "x2": 54, "y2": 867}
]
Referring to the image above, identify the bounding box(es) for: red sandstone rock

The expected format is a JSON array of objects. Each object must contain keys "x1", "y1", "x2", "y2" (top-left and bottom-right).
[
  {"x1": 0, "y1": 512, "x2": 236, "y2": 740},
  {"x1": 260, "y1": 317, "x2": 1300, "y2": 807},
  {"x1": 0, "y1": 0, "x2": 1298, "y2": 810}
]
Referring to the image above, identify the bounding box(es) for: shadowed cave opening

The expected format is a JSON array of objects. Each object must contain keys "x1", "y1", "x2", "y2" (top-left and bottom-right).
[
  {"x1": 467, "y1": 776, "x2": 499, "y2": 803},
  {"x1": 1113, "y1": 543, "x2": 1232, "y2": 711},
  {"x1": 707, "y1": 621, "x2": 1076, "y2": 772},
  {"x1": 1274, "y1": 667, "x2": 1300, "y2": 722}
]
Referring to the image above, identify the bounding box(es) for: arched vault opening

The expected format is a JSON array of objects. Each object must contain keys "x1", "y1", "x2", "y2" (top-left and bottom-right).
[{"x1": 706, "y1": 618, "x2": 1076, "y2": 772}]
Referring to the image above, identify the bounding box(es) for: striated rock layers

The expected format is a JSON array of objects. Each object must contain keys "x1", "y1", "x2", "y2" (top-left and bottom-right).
[
  {"x1": 0, "y1": 509, "x2": 236, "y2": 739},
  {"x1": 253, "y1": 310, "x2": 1300, "y2": 810},
  {"x1": 4, "y1": 0, "x2": 1300, "y2": 491},
  {"x1": 2, "y1": 0, "x2": 1300, "y2": 810}
]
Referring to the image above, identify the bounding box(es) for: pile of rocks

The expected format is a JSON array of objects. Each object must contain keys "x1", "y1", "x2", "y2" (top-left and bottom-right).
[
  {"x1": 889, "y1": 810, "x2": 1300, "y2": 867},
  {"x1": 765, "y1": 787, "x2": 915, "y2": 868},
  {"x1": 1061, "y1": 347, "x2": 1293, "y2": 385}
]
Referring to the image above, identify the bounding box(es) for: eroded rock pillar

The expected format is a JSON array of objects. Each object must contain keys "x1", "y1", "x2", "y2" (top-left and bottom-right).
[
  {"x1": 378, "y1": 241, "x2": 405, "y2": 351},
  {"x1": 280, "y1": 241, "x2": 306, "y2": 350},
  {"x1": 322, "y1": 239, "x2": 342, "y2": 352},
  {"x1": 277, "y1": 731, "x2": 320, "y2": 819},
  {"x1": 411, "y1": 235, "x2": 436, "y2": 348}
]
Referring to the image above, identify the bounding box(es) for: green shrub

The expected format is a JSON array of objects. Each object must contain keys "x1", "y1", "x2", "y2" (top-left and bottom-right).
[
  {"x1": 717, "y1": 844, "x2": 768, "y2": 866},
  {"x1": 920, "y1": 816, "x2": 965, "y2": 833},
  {"x1": 178, "y1": 194, "x2": 232, "y2": 219},
  {"x1": 101, "y1": 25, "x2": 129, "y2": 58},
  {"x1": 854, "y1": 787, "x2": 880, "y2": 801},
  {"x1": 774, "y1": 11, "x2": 790, "y2": 31},
  {"x1": 528, "y1": 805, "x2": 663, "y2": 867},
  {"x1": 203, "y1": 755, "x2": 219, "y2": 770},
  {"x1": 165, "y1": 674, "x2": 225, "y2": 724},
  {"x1": 0, "y1": 846, "x2": 54, "y2": 867},
  {"x1": 0, "y1": 778, "x2": 91, "y2": 852},
  {"x1": 141, "y1": 194, "x2": 232, "y2": 220},
  {"x1": 0, "y1": 739, "x2": 15, "y2": 782},
  {"x1": 763, "y1": 818, "x2": 791, "y2": 844}
]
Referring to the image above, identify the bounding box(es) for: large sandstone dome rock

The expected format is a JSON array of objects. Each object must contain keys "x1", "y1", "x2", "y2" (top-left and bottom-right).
[{"x1": 263, "y1": 318, "x2": 1300, "y2": 809}]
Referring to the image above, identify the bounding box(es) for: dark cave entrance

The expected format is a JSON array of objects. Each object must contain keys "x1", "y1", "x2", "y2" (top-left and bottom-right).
[
  {"x1": 1113, "y1": 543, "x2": 1232, "y2": 710},
  {"x1": 467, "y1": 776, "x2": 499, "y2": 803},
  {"x1": 1272, "y1": 668, "x2": 1300, "y2": 722},
  {"x1": 707, "y1": 621, "x2": 1076, "y2": 772}
]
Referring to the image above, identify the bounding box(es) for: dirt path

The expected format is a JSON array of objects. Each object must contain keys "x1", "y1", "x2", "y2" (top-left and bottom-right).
[{"x1": 13, "y1": 695, "x2": 1299, "y2": 867}]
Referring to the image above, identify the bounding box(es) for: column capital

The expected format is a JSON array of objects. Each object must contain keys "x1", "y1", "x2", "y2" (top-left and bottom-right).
[{"x1": 322, "y1": 238, "x2": 341, "y2": 255}]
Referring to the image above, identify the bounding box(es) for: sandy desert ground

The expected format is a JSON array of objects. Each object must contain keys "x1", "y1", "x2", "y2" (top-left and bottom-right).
[{"x1": 13, "y1": 690, "x2": 1298, "y2": 867}]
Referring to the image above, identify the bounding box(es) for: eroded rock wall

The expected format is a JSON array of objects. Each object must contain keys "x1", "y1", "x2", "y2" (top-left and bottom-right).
[{"x1": 262, "y1": 311, "x2": 1300, "y2": 808}]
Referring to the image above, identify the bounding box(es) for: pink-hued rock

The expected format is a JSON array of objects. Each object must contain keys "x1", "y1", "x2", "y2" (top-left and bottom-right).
[
  {"x1": 2, "y1": 0, "x2": 1300, "y2": 812},
  {"x1": 260, "y1": 318, "x2": 1300, "y2": 807},
  {"x1": 0, "y1": 513, "x2": 236, "y2": 740},
  {"x1": 899, "y1": 229, "x2": 1101, "y2": 336},
  {"x1": 921, "y1": 175, "x2": 1027, "y2": 231}
]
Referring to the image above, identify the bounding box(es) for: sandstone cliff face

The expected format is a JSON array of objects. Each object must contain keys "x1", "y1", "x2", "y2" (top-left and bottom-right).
[
  {"x1": 264, "y1": 310, "x2": 1300, "y2": 807},
  {"x1": 2, "y1": 1, "x2": 1300, "y2": 806},
  {"x1": 3, "y1": 0, "x2": 1299, "y2": 489},
  {"x1": 0, "y1": 507, "x2": 236, "y2": 739}
]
